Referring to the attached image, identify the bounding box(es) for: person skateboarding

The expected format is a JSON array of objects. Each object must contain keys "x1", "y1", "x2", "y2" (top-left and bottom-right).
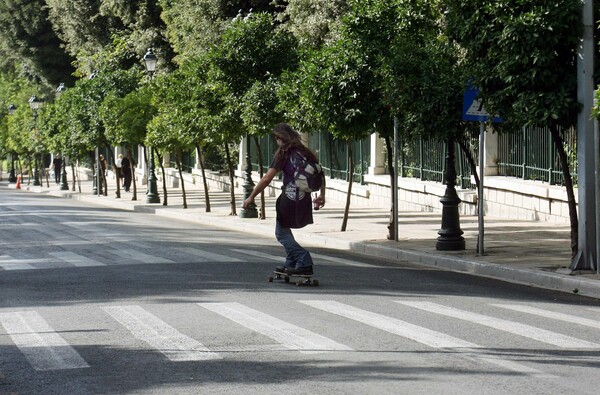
[{"x1": 242, "y1": 123, "x2": 325, "y2": 276}]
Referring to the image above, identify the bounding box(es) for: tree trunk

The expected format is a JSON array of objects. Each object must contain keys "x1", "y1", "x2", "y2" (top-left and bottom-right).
[
  {"x1": 457, "y1": 137, "x2": 480, "y2": 191},
  {"x1": 155, "y1": 148, "x2": 168, "y2": 206},
  {"x1": 176, "y1": 153, "x2": 187, "y2": 209},
  {"x1": 76, "y1": 161, "x2": 82, "y2": 193},
  {"x1": 549, "y1": 122, "x2": 578, "y2": 258},
  {"x1": 196, "y1": 145, "x2": 211, "y2": 212},
  {"x1": 341, "y1": 141, "x2": 354, "y2": 232},
  {"x1": 384, "y1": 136, "x2": 396, "y2": 240},
  {"x1": 253, "y1": 136, "x2": 266, "y2": 219},
  {"x1": 107, "y1": 147, "x2": 120, "y2": 199},
  {"x1": 43, "y1": 155, "x2": 50, "y2": 188},
  {"x1": 225, "y1": 143, "x2": 237, "y2": 216},
  {"x1": 71, "y1": 163, "x2": 77, "y2": 192},
  {"x1": 128, "y1": 147, "x2": 137, "y2": 201}
]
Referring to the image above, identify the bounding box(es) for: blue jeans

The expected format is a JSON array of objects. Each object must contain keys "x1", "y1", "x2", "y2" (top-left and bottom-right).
[{"x1": 275, "y1": 220, "x2": 313, "y2": 269}]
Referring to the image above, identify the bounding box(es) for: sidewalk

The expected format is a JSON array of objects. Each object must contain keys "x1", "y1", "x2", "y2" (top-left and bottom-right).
[{"x1": 3, "y1": 175, "x2": 600, "y2": 299}]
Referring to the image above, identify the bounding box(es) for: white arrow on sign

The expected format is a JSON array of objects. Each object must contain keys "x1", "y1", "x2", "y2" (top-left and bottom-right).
[{"x1": 466, "y1": 98, "x2": 490, "y2": 117}]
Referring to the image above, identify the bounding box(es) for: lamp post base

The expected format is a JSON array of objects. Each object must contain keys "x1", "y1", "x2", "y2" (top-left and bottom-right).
[
  {"x1": 239, "y1": 139, "x2": 257, "y2": 218},
  {"x1": 146, "y1": 149, "x2": 160, "y2": 204}
]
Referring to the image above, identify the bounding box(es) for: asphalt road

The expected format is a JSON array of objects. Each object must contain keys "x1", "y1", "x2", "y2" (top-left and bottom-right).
[{"x1": 1, "y1": 189, "x2": 600, "y2": 395}]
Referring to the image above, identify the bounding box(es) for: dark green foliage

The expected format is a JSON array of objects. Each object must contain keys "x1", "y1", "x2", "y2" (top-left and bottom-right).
[
  {"x1": 0, "y1": 0, "x2": 76, "y2": 86},
  {"x1": 446, "y1": 0, "x2": 582, "y2": 130}
]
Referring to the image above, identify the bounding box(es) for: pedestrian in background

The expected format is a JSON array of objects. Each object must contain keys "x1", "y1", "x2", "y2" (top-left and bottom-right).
[
  {"x1": 51, "y1": 154, "x2": 62, "y2": 184},
  {"x1": 121, "y1": 155, "x2": 132, "y2": 192},
  {"x1": 242, "y1": 123, "x2": 325, "y2": 275}
]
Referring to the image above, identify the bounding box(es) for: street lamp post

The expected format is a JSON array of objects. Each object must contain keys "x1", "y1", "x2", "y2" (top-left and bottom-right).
[
  {"x1": 240, "y1": 135, "x2": 258, "y2": 218},
  {"x1": 143, "y1": 48, "x2": 160, "y2": 204},
  {"x1": 56, "y1": 83, "x2": 69, "y2": 191},
  {"x1": 88, "y1": 71, "x2": 100, "y2": 196},
  {"x1": 7, "y1": 104, "x2": 17, "y2": 183},
  {"x1": 28, "y1": 95, "x2": 42, "y2": 186},
  {"x1": 436, "y1": 138, "x2": 465, "y2": 251}
]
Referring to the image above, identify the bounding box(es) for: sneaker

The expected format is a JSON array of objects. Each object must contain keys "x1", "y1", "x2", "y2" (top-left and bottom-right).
[
  {"x1": 275, "y1": 266, "x2": 286, "y2": 273},
  {"x1": 285, "y1": 266, "x2": 313, "y2": 276}
]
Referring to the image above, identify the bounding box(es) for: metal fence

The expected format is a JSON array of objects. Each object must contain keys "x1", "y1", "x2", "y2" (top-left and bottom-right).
[
  {"x1": 175, "y1": 124, "x2": 577, "y2": 190},
  {"x1": 169, "y1": 150, "x2": 195, "y2": 173},
  {"x1": 397, "y1": 137, "x2": 477, "y2": 190},
  {"x1": 496, "y1": 125, "x2": 577, "y2": 186}
]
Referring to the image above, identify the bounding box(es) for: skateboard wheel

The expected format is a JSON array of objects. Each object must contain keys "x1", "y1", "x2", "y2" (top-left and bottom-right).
[
  {"x1": 284, "y1": 276, "x2": 290, "y2": 283},
  {"x1": 268, "y1": 277, "x2": 273, "y2": 282}
]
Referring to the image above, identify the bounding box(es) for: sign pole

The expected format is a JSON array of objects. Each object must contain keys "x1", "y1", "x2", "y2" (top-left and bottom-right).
[
  {"x1": 393, "y1": 116, "x2": 399, "y2": 242},
  {"x1": 478, "y1": 121, "x2": 485, "y2": 255},
  {"x1": 463, "y1": 86, "x2": 501, "y2": 254}
]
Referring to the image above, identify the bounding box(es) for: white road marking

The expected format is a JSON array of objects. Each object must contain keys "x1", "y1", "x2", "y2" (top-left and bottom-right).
[
  {"x1": 301, "y1": 300, "x2": 477, "y2": 348},
  {"x1": 103, "y1": 305, "x2": 220, "y2": 361},
  {"x1": 197, "y1": 302, "x2": 352, "y2": 354},
  {"x1": 179, "y1": 247, "x2": 242, "y2": 262},
  {"x1": 493, "y1": 304, "x2": 600, "y2": 330},
  {"x1": 48, "y1": 251, "x2": 105, "y2": 267},
  {"x1": 311, "y1": 253, "x2": 373, "y2": 268},
  {"x1": 397, "y1": 301, "x2": 600, "y2": 349},
  {"x1": 233, "y1": 249, "x2": 374, "y2": 268},
  {"x1": 0, "y1": 262, "x2": 36, "y2": 270},
  {"x1": 0, "y1": 311, "x2": 89, "y2": 371},
  {"x1": 459, "y1": 350, "x2": 555, "y2": 378},
  {"x1": 231, "y1": 249, "x2": 280, "y2": 261},
  {"x1": 302, "y1": 301, "x2": 551, "y2": 377},
  {"x1": 110, "y1": 249, "x2": 174, "y2": 264}
]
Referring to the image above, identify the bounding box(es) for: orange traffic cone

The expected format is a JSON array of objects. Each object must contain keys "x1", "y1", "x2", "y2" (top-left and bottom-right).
[{"x1": 15, "y1": 175, "x2": 21, "y2": 189}]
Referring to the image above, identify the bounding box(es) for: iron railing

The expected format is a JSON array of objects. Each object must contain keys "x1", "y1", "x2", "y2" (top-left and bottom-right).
[
  {"x1": 397, "y1": 137, "x2": 477, "y2": 190},
  {"x1": 497, "y1": 125, "x2": 577, "y2": 186}
]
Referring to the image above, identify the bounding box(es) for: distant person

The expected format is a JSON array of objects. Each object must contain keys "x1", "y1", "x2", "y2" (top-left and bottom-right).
[
  {"x1": 116, "y1": 154, "x2": 123, "y2": 176},
  {"x1": 98, "y1": 154, "x2": 108, "y2": 195},
  {"x1": 242, "y1": 123, "x2": 325, "y2": 275},
  {"x1": 52, "y1": 154, "x2": 62, "y2": 184},
  {"x1": 121, "y1": 155, "x2": 132, "y2": 192}
]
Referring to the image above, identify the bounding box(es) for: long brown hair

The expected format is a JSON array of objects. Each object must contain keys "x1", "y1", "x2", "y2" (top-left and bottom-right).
[{"x1": 272, "y1": 123, "x2": 318, "y2": 168}]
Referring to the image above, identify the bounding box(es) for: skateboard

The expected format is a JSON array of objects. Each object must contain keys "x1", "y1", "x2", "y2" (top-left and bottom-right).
[{"x1": 268, "y1": 271, "x2": 319, "y2": 286}]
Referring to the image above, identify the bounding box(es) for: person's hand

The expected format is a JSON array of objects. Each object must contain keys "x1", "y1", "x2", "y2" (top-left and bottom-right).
[
  {"x1": 242, "y1": 197, "x2": 254, "y2": 210},
  {"x1": 313, "y1": 195, "x2": 325, "y2": 209}
]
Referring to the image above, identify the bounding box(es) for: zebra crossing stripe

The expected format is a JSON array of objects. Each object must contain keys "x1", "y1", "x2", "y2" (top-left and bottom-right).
[
  {"x1": 311, "y1": 253, "x2": 373, "y2": 268},
  {"x1": 110, "y1": 249, "x2": 174, "y2": 264},
  {"x1": 233, "y1": 249, "x2": 374, "y2": 268},
  {"x1": 197, "y1": 302, "x2": 352, "y2": 354},
  {"x1": 0, "y1": 311, "x2": 89, "y2": 371},
  {"x1": 0, "y1": 262, "x2": 36, "y2": 270},
  {"x1": 231, "y1": 249, "x2": 280, "y2": 261},
  {"x1": 48, "y1": 251, "x2": 105, "y2": 267},
  {"x1": 180, "y1": 247, "x2": 242, "y2": 262},
  {"x1": 300, "y1": 300, "x2": 478, "y2": 349},
  {"x1": 0, "y1": 255, "x2": 36, "y2": 270},
  {"x1": 397, "y1": 301, "x2": 600, "y2": 349},
  {"x1": 102, "y1": 305, "x2": 221, "y2": 361},
  {"x1": 493, "y1": 304, "x2": 600, "y2": 330}
]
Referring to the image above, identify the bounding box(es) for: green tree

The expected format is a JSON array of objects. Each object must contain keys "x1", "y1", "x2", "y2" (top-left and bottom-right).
[
  {"x1": 277, "y1": 0, "x2": 348, "y2": 48},
  {"x1": 206, "y1": 11, "x2": 299, "y2": 215},
  {"x1": 285, "y1": 36, "x2": 379, "y2": 231},
  {"x1": 46, "y1": 0, "x2": 175, "y2": 76},
  {"x1": 446, "y1": 0, "x2": 582, "y2": 257},
  {"x1": 159, "y1": 0, "x2": 281, "y2": 64}
]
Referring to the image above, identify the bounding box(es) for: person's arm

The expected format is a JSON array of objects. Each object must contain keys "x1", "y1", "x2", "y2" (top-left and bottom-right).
[
  {"x1": 314, "y1": 173, "x2": 326, "y2": 208},
  {"x1": 242, "y1": 167, "x2": 278, "y2": 209}
]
